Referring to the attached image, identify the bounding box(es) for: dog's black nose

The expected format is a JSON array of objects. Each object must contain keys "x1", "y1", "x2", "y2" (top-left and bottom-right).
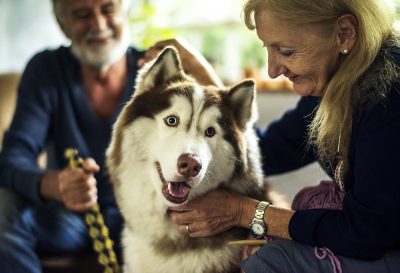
[{"x1": 177, "y1": 153, "x2": 202, "y2": 177}]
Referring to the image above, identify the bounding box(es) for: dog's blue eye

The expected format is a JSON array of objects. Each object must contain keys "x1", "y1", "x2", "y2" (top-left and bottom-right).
[
  {"x1": 205, "y1": 127, "x2": 216, "y2": 137},
  {"x1": 164, "y1": 115, "x2": 179, "y2": 127}
]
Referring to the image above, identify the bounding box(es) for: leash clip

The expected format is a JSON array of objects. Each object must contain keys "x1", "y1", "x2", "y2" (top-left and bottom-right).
[{"x1": 64, "y1": 148, "x2": 84, "y2": 168}]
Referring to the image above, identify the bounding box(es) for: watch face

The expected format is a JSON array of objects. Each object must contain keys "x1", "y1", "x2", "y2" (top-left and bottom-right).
[{"x1": 252, "y1": 223, "x2": 265, "y2": 235}]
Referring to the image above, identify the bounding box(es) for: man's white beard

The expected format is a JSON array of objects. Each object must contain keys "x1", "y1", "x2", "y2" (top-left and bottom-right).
[{"x1": 71, "y1": 24, "x2": 130, "y2": 69}]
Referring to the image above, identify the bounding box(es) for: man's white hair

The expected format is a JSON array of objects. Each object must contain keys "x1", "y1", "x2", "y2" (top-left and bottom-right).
[{"x1": 51, "y1": 0, "x2": 132, "y2": 22}]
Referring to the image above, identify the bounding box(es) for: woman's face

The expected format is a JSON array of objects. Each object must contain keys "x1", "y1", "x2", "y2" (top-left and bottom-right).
[{"x1": 255, "y1": 10, "x2": 342, "y2": 96}]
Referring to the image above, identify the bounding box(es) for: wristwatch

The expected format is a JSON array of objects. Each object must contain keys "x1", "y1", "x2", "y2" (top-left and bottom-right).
[{"x1": 249, "y1": 201, "x2": 270, "y2": 238}]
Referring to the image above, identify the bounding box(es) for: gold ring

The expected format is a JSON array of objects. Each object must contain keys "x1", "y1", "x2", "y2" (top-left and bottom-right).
[{"x1": 185, "y1": 224, "x2": 190, "y2": 234}]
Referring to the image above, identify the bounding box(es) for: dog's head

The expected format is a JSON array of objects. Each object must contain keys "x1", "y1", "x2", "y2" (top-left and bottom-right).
[{"x1": 107, "y1": 47, "x2": 257, "y2": 207}]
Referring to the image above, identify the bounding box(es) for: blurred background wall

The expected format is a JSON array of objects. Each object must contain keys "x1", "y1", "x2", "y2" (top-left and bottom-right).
[{"x1": 0, "y1": 0, "x2": 67, "y2": 73}]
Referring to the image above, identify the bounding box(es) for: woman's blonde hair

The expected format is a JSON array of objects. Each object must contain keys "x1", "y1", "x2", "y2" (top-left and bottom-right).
[{"x1": 244, "y1": 0, "x2": 396, "y2": 167}]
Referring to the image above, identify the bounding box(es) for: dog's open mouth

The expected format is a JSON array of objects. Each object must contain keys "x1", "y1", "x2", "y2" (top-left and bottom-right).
[{"x1": 155, "y1": 162, "x2": 191, "y2": 204}]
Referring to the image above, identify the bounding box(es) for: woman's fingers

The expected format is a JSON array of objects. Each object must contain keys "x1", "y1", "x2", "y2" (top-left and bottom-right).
[{"x1": 170, "y1": 207, "x2": 236, "y2": 237}]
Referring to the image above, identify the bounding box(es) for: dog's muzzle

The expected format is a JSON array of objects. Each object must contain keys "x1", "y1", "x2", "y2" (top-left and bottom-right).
[{"x1": 155, "y1": 161, "x2": 192, "y2": 204}]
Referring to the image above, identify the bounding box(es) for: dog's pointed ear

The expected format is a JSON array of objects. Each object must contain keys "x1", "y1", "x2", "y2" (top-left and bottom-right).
[
  {"x1": 137, "y1": 47, "x2": 184, "y2": 93},
  {"x1": 228, "y1": 79, "x2": 257, "y2": 129}
]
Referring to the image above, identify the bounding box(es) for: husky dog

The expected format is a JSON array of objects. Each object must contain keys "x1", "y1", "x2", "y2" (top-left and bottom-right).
[{"x1": 106, "y1": 47, "x2": 265, "y2": 273}]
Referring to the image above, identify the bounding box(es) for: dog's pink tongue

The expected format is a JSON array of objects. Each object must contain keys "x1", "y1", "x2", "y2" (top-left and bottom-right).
[{"x1": 168, "y1": 182, "x2": 190, "y2": 198}]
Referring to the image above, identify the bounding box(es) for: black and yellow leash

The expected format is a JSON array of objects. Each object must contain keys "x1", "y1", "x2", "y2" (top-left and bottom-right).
[{"x1": 65, "y1": 148, "x2": 120, "y2": 273}]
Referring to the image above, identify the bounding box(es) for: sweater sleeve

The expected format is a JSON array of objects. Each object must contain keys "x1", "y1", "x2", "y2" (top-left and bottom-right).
[
  {"x1": 0, "y1": 52, "x2": 55, "y2": 204},
  {"x1": 258, "y1": 96, "x2": 319, "y2": 175},
  {"x1": 289, "y1": 88, "x2": 400, "y2": 260}
]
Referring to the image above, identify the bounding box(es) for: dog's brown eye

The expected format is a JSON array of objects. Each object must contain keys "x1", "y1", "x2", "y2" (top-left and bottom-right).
[
  {"x1": 164, "y1": 115, "x2": 179, "y2": 127},
  {"x1": 205, "y1": 127, "x2": 216, "y2": 137}
]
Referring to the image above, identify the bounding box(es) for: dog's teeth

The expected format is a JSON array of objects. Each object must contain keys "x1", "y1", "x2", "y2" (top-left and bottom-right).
[{"x1": 168, "y1": 182, "x2": 190, "y2": 198}]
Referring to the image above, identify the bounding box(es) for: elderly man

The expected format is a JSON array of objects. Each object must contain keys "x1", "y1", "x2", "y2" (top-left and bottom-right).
[{"x1": 0, "y1": 0, "x2": 143, "y2": 272}]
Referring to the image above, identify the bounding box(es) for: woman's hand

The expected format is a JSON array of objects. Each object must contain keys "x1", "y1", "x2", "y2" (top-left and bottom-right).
[
  {"x1": 138, "y1": 37, "x2": 224, "y2": 87},
  {"x1": 169, "y1": 188, "x2": 258, "y2": 237},
  {"x1": 40, "y1": 158, "x2": 99, "y2": 212}
]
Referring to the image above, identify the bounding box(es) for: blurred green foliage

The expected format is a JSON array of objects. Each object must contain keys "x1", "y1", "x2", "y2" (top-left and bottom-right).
[
  {"x1": 129, "y1": 0, "x2": 266, "y2": 67},
  {"x1": 129, "y1": 1, "x2": 177, "y2": 50}
]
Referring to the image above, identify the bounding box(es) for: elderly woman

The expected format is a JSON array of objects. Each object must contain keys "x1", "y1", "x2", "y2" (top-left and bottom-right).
[{"x1": 140, "y1": 0, "x2": 400, "y2": 272}]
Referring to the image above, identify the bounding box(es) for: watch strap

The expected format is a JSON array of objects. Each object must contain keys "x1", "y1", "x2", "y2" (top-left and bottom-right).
[
  {"x1": 254, "y1": 201, "x2": 269, "y2": 220},
  {"x1": 250, "y1": 201, "x2": 270, "y2": 237}
]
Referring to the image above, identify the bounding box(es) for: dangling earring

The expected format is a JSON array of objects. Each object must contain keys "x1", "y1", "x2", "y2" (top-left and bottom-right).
[{"x1": 342, "y1": 49, "x2": 348, "y2": 54}]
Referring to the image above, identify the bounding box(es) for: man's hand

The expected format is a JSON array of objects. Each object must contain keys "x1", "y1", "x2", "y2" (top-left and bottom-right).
[
  {"x1": 40, "y1": 158, "x2": 99, "y2": 212},
  {"x1": 138, "y1": 37, "x2": 224, "y2": 87}
]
